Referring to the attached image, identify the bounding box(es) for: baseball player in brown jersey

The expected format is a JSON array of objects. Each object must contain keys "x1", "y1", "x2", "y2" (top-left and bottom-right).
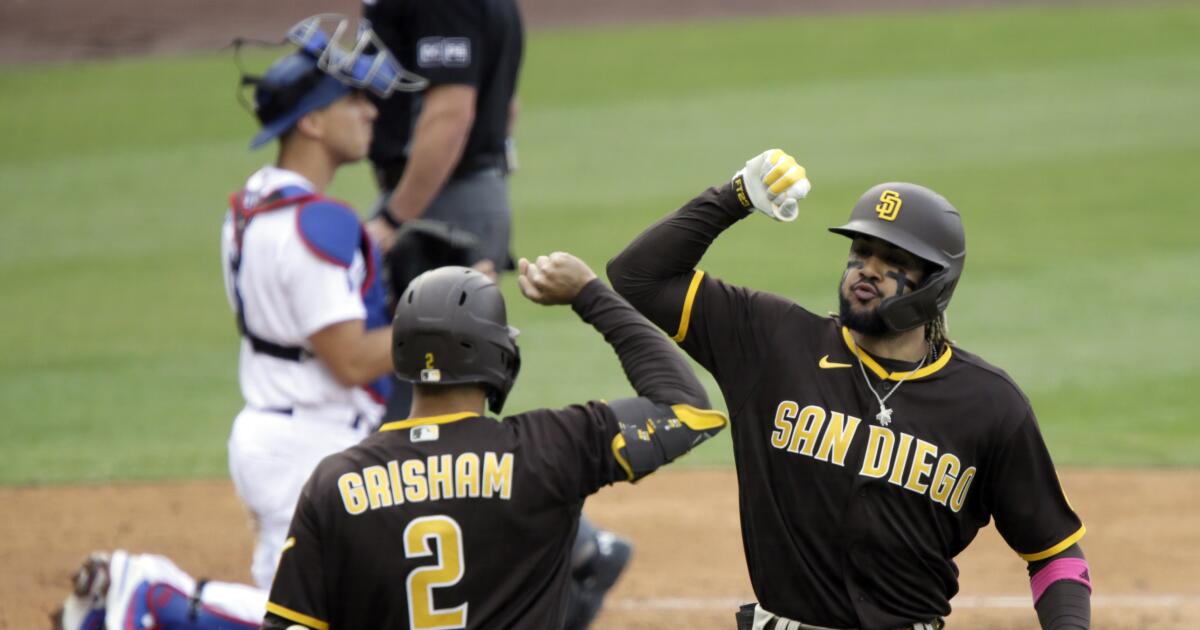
[
  {"x1": 608, "y1": 149, "x2": 1092, "y2": 630},
  {"x1": 260, "y1": 254, "x2": 727, "y2": 629}
]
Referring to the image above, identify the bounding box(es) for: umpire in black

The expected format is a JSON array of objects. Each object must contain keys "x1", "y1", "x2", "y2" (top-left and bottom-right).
[{"x1": 363, "y1": 0, "x2": 522, "y2": 272}]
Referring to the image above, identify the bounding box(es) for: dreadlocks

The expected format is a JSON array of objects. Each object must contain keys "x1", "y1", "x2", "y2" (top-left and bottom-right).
[{"x1": 925, "y1": 312, "x2": 951, "y2": 361}]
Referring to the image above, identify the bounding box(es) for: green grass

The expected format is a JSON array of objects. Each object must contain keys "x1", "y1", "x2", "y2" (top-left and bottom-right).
[{"x1": 1, "y1": 4, "x2": 1197, "y2": 483}]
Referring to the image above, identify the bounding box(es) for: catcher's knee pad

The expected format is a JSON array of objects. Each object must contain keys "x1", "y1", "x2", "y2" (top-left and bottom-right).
[
  {"x1": 564, "y1": 527, "x2": 633, "y2": 630},
  {"x1": 127, "y1": 581, "x2": 259, "y2": 630}
]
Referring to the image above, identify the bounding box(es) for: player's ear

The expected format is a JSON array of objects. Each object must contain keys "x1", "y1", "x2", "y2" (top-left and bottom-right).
[{"x1": 294, "y1": 109, "x2": 327, "y2": 141}]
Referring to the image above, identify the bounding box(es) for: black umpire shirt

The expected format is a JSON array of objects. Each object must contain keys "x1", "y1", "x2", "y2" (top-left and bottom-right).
[
  {"x1": 608, "y1": 184, "x2": 1085, "y2": 630},
  {"x1": 365, "y1": 0, "x2": 523, "y2": 176}
]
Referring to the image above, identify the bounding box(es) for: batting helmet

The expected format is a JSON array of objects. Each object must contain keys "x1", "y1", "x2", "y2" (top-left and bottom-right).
[
  {"x1": 392, "y1": 266, "x2": 521, "y2": 414},
  {"x1": 240, "y1": 14, "x2": 427, "y2": 149},
  {"x1": 829, "y1": 183, "x2": 966, "y2": 332}
]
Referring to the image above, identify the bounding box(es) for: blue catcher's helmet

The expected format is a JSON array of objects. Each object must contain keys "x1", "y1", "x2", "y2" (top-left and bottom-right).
[{"x1": 243, "y1": 14, "x2": 427, "y2": 149}]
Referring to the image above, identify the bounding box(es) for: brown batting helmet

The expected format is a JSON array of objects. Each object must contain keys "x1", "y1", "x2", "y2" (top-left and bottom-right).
[
  {"x1": 829, "y1": 183, "x2": 966, "y2": 332},
  {"x1": 392, "y1": 267, "x2": 521, "y2": 413}
]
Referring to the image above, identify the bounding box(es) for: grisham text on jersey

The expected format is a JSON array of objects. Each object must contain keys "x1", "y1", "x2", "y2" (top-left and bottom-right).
[
  {"x1": 338, "y1": 452, "x2": 514, "y2": 515},
  {"x1": 770, "y1": 402, "x2": 977, "y2": 512}
]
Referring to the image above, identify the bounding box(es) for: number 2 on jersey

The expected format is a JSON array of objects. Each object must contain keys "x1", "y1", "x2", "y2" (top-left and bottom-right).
[{"x1": 405, "y1": 515, "x2": 468, "y2": 629}]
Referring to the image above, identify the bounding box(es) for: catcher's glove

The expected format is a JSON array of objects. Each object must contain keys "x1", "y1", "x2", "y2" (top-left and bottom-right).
[{"x1": 383, "y1": 219, "x2": 480, "y2": 313}]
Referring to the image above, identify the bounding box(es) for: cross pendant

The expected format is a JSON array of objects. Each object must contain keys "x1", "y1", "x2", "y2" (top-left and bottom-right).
[{"x1": 876, "y1": 406, "x2": 893, "y2": 426}]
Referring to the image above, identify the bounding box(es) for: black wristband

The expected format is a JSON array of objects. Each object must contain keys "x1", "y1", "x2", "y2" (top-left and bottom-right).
[{"x1": 378, "y1": 207, "x2": 404, "y2": 229}]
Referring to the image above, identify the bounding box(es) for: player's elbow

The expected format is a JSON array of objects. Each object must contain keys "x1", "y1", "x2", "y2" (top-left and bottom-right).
[
  {"x1": 613, "y1": 403, "x2": 727, "y2": 483},
  {"x1": 606, "y1": 254, "x2": 637, "y2": 300}
]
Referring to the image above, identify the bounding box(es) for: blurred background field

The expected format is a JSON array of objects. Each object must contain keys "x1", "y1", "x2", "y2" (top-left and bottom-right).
[{"x1": 1, "y1": 3, "x2": 1198, "y2": 484}]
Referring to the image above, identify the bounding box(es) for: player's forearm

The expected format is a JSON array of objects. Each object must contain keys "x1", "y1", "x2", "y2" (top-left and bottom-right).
[
  {"x1": 1028, "y1": 544, "x2": 1092, "y2": 629},
  {"x1": 572, "y1": 279, "x2": 709, "y2": 409},
  {"x1": 1034, "y1": 581, "x2": 1091, "y2": 629},
  {"x1": 385, "y1": 90, "x2": 475, "y2": 223},
  {"x1": 310, "y1": 323, "x2": 393, "y2": 387},
  {"x1": 607, "y1": 183, "x2": 747, "y2": 313}
]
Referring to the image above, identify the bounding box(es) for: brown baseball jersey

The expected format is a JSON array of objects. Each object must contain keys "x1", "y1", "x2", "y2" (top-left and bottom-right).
[
  {"x1": 608, "y1": 184, "x2": 1085, "y2": 629},
  {"x1": 263, "y1": 279, "x2": 724, "y2": 630},
  {"x1": 265, "y1": 405, "x2": 623, "y2": 630}
]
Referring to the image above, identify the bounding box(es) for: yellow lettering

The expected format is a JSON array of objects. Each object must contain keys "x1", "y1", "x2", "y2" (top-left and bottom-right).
[
  {"x1": 904, "y1": 439, "x2": 938, "y2": 495},
  {"x1": 456, "y1": 453, "x2": 480, "y2": 498},
  {"x1": 338, "y1": 472, "x2": 368, "y2": 515},
  {"x1": 388, "y1": 460, "x2": 406, "y2": 505},
  {"x1": 815, "y1": 412, "x2": 861, "y2": 466},
  {"x1": 787, "y1": 405, "x2": 827, "y2": 456},
  {"x1": 427, "y1": 454, "x2": 453, "y2": 501},
  {"x1": 402, "y1": 459, "x2": 428, "y2": 503},
  {"x1": 364, "y1": 465, "x2": 392, "y2": 509},
  {"x1": 770, "y1": 401, "x2": 799, "y2": 450},
  {"x1": 482, "y1": 452, "x2": 514, "y2": 499},
  {"x1": 859, "y1": 426, "x2": 895, "y2": 478},
  {"x1": 887, "y1": 433, "x2": 914, "y2": 486},
  {"x1": 949, "y1": 466, "x2": 977, "y2": 513},
  {"x1": 929, "y1": 454, "x2": 961, "y2": 505}
]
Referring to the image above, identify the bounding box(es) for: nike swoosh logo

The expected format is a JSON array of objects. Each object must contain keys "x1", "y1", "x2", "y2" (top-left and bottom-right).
[{"x1": 819, "y1": 355, "x2": 852, "y2": 369}]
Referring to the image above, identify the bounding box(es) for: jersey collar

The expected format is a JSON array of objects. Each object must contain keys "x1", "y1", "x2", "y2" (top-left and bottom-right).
[
  {"x1": 840, "y1": 326, "x2": 952, "y2": 381},
  {"x1": 379, "y1": 412, "x2": 481, "y2": 432}
]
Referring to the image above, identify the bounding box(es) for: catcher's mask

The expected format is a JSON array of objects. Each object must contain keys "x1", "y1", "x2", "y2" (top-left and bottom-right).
[
  {"x1": 234, "y1": 13, "x2": 427, "y2": 150},
  {"x1": 829, "y1": 182, "x2": 966, "y2": 332},
  {"x1": 392, "y1": 267, "x2": 521, "y2": 414}
]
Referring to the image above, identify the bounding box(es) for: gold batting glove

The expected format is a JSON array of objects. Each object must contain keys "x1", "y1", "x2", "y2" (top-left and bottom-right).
[{"x1": 732, "y1": 149, "x2": 811, "y2": 222}]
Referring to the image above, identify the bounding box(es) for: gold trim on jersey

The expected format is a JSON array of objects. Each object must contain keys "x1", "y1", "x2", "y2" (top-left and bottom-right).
[
  {"x1": 265, "y1": 602, "x2": 329, "y2": 630},
  {"x1": 841, "y1": 326, "x2": 952, "y2": 381},
  {"x1": 672, "y1": 270, "x2": 706, "y2": 343},
  {"x1": 379, "y1": 412, "x2": 479, "y2": 432},
  {"x1": 1019, "y1": 525, "x2": 1087, "y2": 561}
]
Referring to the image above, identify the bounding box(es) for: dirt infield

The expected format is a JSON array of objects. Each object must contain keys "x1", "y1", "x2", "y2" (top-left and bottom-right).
[{"x1": 4, "y1": 468, "x2": 1198, "y2": 629}]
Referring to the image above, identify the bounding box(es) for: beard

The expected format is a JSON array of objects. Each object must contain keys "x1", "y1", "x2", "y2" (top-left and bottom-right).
[{"x1": 838, "y1": 291, "x2": 891, "y2": 336}]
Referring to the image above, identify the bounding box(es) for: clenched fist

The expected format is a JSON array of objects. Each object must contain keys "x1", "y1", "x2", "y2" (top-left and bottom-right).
[
  {"x1": 733, "y1": 149, "x2": 811, "y2": 222},
  {"x1": 517, "y1": 252, "x2": 598, "y2": 305}
]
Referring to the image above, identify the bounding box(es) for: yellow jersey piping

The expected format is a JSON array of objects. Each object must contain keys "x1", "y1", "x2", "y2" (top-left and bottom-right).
[
  {"x1": 265, "y1": 602, "x2": 329, "y2": 630},
  {"x1": 672, "y1": 270, "x2": 705, "y2": 343},
  {"x1": 1019, "y1": 525, "x2": 1087, "y2": 562},
  {"x1": 379, "y1": 411, "x2": 479, "y2": 432},
  {"x1": 840, "y1": 326, "x2": 952, "y2": 381}
]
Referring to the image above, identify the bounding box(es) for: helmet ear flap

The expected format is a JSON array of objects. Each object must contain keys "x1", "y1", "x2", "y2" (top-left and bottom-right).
[
  {"x1": 878, "y1": 268, "x2": 958, "y2": 332},
  {"x1": 487, "y1": 343, "x2": 521, "y2": 414}
]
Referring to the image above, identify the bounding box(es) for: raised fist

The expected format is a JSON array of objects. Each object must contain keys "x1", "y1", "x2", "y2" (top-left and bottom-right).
[{"x1": 732, "y1": 149, "x2": 811, "y2": 222}]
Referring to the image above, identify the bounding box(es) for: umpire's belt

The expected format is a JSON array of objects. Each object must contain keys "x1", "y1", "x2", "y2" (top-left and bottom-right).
[
  {"x1": 750, "y1": 604, "x2": 943, "y2": 630},
  {"x1": 374, "y1": 153, "x2": 507, "y2": 190}
]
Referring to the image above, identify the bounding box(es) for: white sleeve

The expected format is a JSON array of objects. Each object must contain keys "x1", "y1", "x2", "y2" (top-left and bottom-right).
[{"x1": 286, "y1": 241, "x2": 367, "y2": 339}]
